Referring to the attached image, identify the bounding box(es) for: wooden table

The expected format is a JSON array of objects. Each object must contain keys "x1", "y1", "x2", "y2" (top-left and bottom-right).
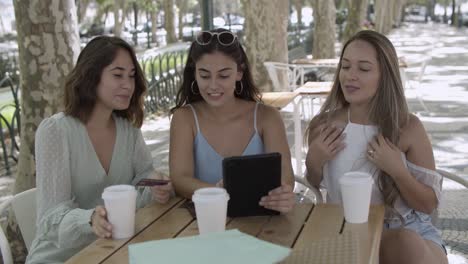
[
  {"x1": 261, "y1": 91, "x2": 299, "y2": 109},
  {"x1": 295, "y1": 81, "x2": 333, "y2": 96},
  {"x1": 293, "y1": 58, "x2": 340, "y2": 66},
  {"x1": 66, "y1": 199, "x2": 385, "y2": 264}
]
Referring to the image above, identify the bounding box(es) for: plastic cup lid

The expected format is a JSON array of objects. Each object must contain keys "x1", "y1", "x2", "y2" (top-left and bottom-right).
[
  {"x1": 192, "y1": 187, "x2": 229, "y2": 203},
  {"x1": 102, "y1": 184, "x2": 136, "y2": 200},
  {"x1": 339, "y1": 171, "x2": 373, "y2": 186}
]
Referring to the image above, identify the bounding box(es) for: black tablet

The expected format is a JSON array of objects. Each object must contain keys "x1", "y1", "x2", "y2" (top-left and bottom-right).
[{"x1": 222, "y1": 152, "x2": 282, "y2": 217}]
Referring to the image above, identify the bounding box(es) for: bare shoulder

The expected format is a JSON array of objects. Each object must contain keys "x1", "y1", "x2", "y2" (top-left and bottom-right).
[
  {"x1": 170, "y1": 105, "x2": 197, "y2": 135},
  {"x1": 400, "y1": 114, "x2": 427, "y2": 143},
  {"x1": 256, "y1": 103, "x2": 282, "y2": 127},
  {"x1": 257, "y1": 103, "x2": 280, "y2": 118},
  {"x1": 172, "y1": 105, "x2": 193, "y2": 118},
  {"x1": 400, "y1": 114, "x2": 435, "y2": 169}
]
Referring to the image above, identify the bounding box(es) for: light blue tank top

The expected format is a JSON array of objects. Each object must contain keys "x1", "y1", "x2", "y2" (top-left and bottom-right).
[{"x1": 189, "y1": 103, "x2": 265, "y2": 184}]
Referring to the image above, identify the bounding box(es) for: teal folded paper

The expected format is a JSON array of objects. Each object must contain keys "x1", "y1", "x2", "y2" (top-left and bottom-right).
[{"x1": 129, "y1": 229, "x2": 291, "y2": 264}]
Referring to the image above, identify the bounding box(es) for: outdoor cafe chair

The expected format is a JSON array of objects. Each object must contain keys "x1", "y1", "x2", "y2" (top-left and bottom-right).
[
  {"x1": 403, "y1": 54, "x2": 432, "y2": 113},
  {"x1": 263, "y1": 61, "x2": 303, "y2": 92},
  {"x1": 0, "y1": 188, "x2": 36, "y2": 264},
  {"x1": 264, "y1": 61, "x2": 335, "y2": 92}
]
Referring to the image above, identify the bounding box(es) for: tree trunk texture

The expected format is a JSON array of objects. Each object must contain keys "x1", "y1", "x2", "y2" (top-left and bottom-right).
[
  {"x1": 443, "y1": 0, "x2": 448, "y2": 23},
  {"x1": 113, "y1": 0, "x2": 126, "y2": 37},
  {"x1": 393, "y1": 0, "x2": 406, "y2": 28},
  {"x1": 176, "y1": 0, "x2": 188, "y2": 40},
  {"x1": 292, "y1": 0, "x2": 304, "y2": 27},
  {"x1": 241, "y1": 0, "x2": 289, "y2": 92},
  {"x1": 359, "y1": 0, "x2": 369, "y2": 24},
  {"x1": 451, "y1": 0, "x2": 455, "y2": 26},
  {"x1": 164, "y1": 0, "x2": 177, "y2": 43},
  {"x1": 342, "y1": 0, "x2": 366, "y2": 43},
  {"x1": 11, "y1": 0, "x2": 80, "y2": 260},
  {"x1": 77, "y1": 0, "x2": 90, "y2": 23},
  {"x1": 151, "y1": 9, "x2": 158, "y2": 43},
  {"x1": 0, "y1": 15, "x2": 5, "y2": 35},
  {"x1": 311, "y1": 0, "x2": 336, "y2": 59},
  {"x1": 375, "y1": 0, "x2": 392, "y2": 34}
]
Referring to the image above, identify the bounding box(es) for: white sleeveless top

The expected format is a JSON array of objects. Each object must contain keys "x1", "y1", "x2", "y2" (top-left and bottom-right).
[{"x1": 322, "y1": 110, "x2": 443, "y2": 219}]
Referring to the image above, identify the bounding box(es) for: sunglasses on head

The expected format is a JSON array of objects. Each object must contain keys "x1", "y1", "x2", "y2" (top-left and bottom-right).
[{"x1": 195, "y1": 31, "x2": 238, "y2": 46}]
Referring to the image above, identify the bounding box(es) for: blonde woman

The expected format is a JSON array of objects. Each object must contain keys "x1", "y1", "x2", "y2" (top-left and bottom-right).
[{"x1": 305, "y1": 30, "x2": 447, "y2": 264}]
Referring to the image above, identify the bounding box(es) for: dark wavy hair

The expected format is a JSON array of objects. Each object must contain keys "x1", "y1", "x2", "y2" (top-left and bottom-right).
[
  {"x1": 171, "y1": 28, "x2": 260, "y2": 113},
  {"x1": 64, "y1": 36, "x2": 147, "y2": 127}
]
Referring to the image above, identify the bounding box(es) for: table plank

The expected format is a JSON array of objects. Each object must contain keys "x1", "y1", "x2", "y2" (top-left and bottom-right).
[
  {"x1": 257, "y1": 204, "x2": 314, "y2": 247},
  {"x1": 102, "y1": 199, "x2": 193, "y2": 264},
  {"x1": 65, "y1": 197, "x2": 183, "y2": 264},
  {"x1": 177, "y1": 218, "x2": 235, "y2": 238},
  {"x1": 342, "y1": 205, "x2": 385, "y2": 264},
  {"x1": 175, "y1": 220, "x2": 200, "y2": 237},
  {"x1": 296, "y1": 82, "x2": 332, "y2": 96},
  {"x1": 227, "y1": 215, "x2": 272, "y2": 236},
  {"x1": 293, "y1": 58, "x2": 339, "y2": 66},
  {"x1": 293, "y1": 203, "x2": 345, "y2": 249},
  {"x1": 262, "y1": 91, "x2": 299, "y2": 109}
]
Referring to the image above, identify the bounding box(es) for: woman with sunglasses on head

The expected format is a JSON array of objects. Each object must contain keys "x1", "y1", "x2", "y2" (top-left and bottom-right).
[
  {"x1": 26, "y1": 36, "x2": 173, "y2": 264},
  {"x1": 169, "y1": 28, "x2": 295, "y2": 213},
  {"x1": 305, "y1": 30, "x2": 447, "y2": 264}
]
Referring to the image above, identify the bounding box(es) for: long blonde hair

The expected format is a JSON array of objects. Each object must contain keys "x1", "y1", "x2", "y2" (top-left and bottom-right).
[{"x1": 307, "y1": 30, "x2": 409, "y2": 218}]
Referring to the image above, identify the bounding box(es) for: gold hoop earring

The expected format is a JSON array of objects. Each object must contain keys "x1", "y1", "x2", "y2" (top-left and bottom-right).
[
  {"x1": 191, "y1": 80, "x2": 199, "y2": 95},
  {"x1": 235, "y1": 81, "x2": 244, "y2": 95}
]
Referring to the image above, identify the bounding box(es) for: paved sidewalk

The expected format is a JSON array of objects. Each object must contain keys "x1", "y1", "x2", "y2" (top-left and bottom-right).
[
  {"x1": 389, "y1": 23, "x2": 468, "y2": 263},
  {"x1": 141, "y1": 22, "x2": 468, "y2": 262}
]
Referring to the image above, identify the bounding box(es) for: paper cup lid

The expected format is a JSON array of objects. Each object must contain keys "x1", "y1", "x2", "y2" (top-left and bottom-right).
[
  {"x1": 102, "y1": 184, "x2": 136, "y2": 200},
  {"x1": 192, "y1": 187, "x2": 229, "y2": 203},
  {"x1": 340, "y1": 171, "x2": 373, "y2": 186}
]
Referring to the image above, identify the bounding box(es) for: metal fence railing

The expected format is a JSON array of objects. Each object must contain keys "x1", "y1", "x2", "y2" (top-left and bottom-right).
[
  {"x1": 0, "y1": 52, "x2": 19, "y2": 84},
  {"x1": 140, "y1": 48, "x2": 188, "y2": 113},
  {"x1": 0, "y1": 28, "x2": 312, "y2": 174},
  {"x1": 0, "y1": 76, "x2": 20, "y2": 176}
]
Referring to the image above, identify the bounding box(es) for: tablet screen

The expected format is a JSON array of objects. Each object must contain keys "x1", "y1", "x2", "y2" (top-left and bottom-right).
[{"x1": 222, "y1": 152, "x2": 281, "y2": 217}]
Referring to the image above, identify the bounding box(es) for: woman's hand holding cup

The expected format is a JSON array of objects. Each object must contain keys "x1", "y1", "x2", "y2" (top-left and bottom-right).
[{"x1": 90, "y1": 205, "x2": 113, "y2": 238}]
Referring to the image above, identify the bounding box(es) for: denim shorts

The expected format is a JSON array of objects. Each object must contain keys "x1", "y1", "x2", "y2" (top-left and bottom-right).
[{"x1": 384, "y1": 210, "x2": 447, "y2": 255}]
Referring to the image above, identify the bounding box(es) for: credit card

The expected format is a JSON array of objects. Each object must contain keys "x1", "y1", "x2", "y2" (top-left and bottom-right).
[{"x1": 136, "y1": 178, "x2": 170, "y2": 187}]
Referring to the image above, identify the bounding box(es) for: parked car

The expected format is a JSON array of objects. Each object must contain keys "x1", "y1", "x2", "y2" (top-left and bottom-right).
[
  {"x1": 405, "y1": 5, "x2": 427, "y2": 23},
  {"x1": 462, "y1": 12, "x2": 468, "y2": 27},
  {"x1": 79, "y1": 23, "x2": 112, "y2": 38}
]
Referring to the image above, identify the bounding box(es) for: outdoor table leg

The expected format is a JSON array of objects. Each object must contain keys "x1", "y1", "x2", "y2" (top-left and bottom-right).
[{"x1": 293, "y1": 96, "x2": 304, "y2": 177}]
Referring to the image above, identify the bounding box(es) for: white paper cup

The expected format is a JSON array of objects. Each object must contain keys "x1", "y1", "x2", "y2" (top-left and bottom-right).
[
  {"x1": 192, "y1": 187, "x2": 229, "y2": 235},
  {"x1": 339, "y1": 172, "x2": 373, "y2": 224},
  {"x1": 102, "y1": 185, "x2": 137, "y2": 239}
]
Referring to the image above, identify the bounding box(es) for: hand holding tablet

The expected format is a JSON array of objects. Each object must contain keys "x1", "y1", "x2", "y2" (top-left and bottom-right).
[{"x1": 222, "y1": 152, "x2": 282, "y2": 217}]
